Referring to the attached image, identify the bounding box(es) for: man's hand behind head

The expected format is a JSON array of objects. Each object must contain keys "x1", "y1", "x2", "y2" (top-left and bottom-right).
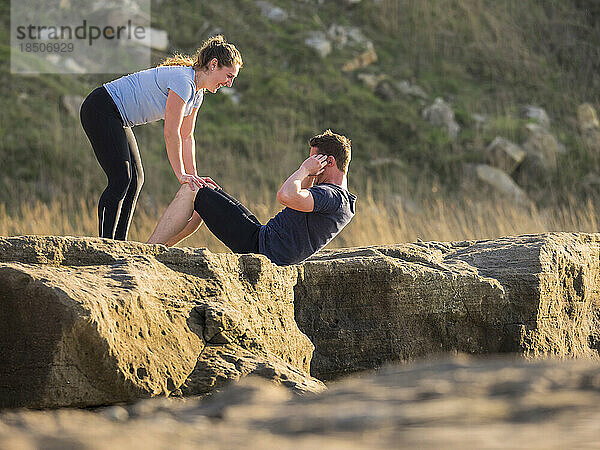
[{"x1": 300, "y1": 154, "x2": 328, "y2": 177}]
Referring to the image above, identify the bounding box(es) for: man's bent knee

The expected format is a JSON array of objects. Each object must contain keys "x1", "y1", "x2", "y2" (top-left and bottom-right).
[{"x1": 194, "y1": 186, "x2": 219, "y2": 214}]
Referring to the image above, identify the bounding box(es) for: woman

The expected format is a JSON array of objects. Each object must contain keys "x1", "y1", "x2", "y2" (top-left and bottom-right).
[{"x1": 80, "y1": 35, "x2": 242, "y2": 240}]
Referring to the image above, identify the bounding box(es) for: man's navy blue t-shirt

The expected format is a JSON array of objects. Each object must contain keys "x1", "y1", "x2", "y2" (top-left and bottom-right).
[{"x1": 258, "y1": 183, "x2": 356, "y2": 266}]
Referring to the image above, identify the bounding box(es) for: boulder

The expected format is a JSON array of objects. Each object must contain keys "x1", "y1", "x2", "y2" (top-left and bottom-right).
[
  {"x1": 255, "y1": 1, "x2": 288, "y2": 22},
  {"x1": 396, "y1": 80, "x2": 429, "y2": 100},
  {"x1": 521, "y1": 123, "x2": 564, "y2": 173},
  {"x1": 327, "y1": 24, "x2": 371, "y2": 49},
  {"x1": 148, "y1": 28, "x2": 169, "y2": 51},
  {"x1": 3, "y1": 233, "x2": 600, "y2": 408},
  {"x1": 485, "y1": 137, "x2": 526, "y2": 174},
  {"x1": 374, "y1": 79, "x2": 396, "y2": 101},
  {"x1": 522, "y1": 105, "x2": 550, "y2": 129},
  {"x1": 341, "y1": 44, "x2": 377, "y2": 72},
  {"x1": 471, "y1": 113, "x2": 487, "y2": 129},
  {"x1": 295, "y1": 233, "x2": 600, "y2": 379},
  {"x1": 305, "y1": 32, "x2": 332, "y2": 58},
  {"x1": 322, "y1": 25, "x2": 377, "y2": 72},
  {"x1": 422, "y1": 98, "x2": 460, "y2": 139},
  {"x1": 63, "y1": 58, "x2": 86, "y2": 74},
  {"x1": 3, "y1": 356, "x2": 600, "y2": 448},
  {"x1": 356, "y1": 73, "x2": 385, "y2": 90},
  {"x1": 0, "y1": 236, "x2": 322, "y2": 409},
  {"x1": 577, "y1": 103, "x2": 599, "y2": 131},
  {"x1": 577, "y1": 103, "x2": 600, "y2": 154},
  {"x1": 110, "y1": 24, "x2": 169, "y2": 52},
  {"x1": 468, "y1": 164, "x2": 529, "y2": 203}
]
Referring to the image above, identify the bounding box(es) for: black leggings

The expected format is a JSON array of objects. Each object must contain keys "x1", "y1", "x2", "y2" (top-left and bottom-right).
[
  {"x1": 80, "y1": 86, "x2": 143, "y2": 240},
  {"x1": 194, "y1": 187, "x2": 262, "y2": 254}
]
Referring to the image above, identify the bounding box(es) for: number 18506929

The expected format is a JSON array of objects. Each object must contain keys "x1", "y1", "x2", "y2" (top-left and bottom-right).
[{"x1": 19, "y1": 42, "x2": 74, "y2": 53}]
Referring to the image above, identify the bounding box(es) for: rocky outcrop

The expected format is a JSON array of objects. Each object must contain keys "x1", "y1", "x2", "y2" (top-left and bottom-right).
[
  {"x1": 295, "y1": 233, "x2": 600, "y2": 380},
  {"x1": 2, "y1": 355, "x2": 600, "y2": 449},
  {"x1": 2, "y1": 233, "x2": 600, "y2": 407},
  {"x1": 0, "y1": 236, "x2": 322, "y2": 409}
]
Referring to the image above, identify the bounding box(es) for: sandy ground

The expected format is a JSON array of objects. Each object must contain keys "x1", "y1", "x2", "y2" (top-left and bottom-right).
[{"x1": 1, "y1": 354, "x2": 600, "y2": 449}]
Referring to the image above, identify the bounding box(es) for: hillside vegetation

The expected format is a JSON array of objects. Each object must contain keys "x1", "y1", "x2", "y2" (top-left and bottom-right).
[{"x1": 0, "y1": 0, "x2": 598, "y2": 246}]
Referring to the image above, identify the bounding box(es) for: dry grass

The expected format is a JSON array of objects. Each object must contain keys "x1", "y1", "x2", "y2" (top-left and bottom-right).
[{"x1": 0, "y1": 192, "x2": 598, "y2": 254}]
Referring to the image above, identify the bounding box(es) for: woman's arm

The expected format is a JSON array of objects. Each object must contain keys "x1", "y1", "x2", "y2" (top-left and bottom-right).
[
  {"x1": 164, "y1": 91, "x2": 186, "y2": 179},
  {"x1": 164, "y1": 92, "x2": 206, "y2": 188},
  {"x1": 180, "y1": 106, "x2": 200, "y2": 176}
]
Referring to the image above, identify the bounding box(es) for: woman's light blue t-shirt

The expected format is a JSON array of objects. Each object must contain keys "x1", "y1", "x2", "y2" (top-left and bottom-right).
[{"x1": 103, "y1": 66, "x2": 204, "y2": 127}]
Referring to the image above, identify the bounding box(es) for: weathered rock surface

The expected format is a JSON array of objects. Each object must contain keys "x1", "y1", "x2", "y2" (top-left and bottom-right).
[
  {"x1": 295, "y1": 233, "x2": 600, "y2": 380},
  {"x1": 0, "y1": 236, "x2": 322, "y2": 409},
  {"x1": 2, "y1": 233, "x2": 600, "y2": 408},
  {"x1": 2, "y1": 355, "x2": 600, "y2": 449}
]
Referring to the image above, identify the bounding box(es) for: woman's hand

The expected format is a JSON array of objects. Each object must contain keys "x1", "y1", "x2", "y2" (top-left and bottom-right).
[
  {"x1": 177, "y1": 173, "x2": 205, "y2": 189},
  {"x1": 200, "y1": 176, "x2": 221, "y2": 190}
]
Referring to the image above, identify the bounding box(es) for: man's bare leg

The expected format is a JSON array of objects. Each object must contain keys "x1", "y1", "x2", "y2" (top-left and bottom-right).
[
  {"x1": 147, "y1": 184, "x2": 200, "y2": 245},
  {"x1": 164, "y1": 211, "x2": 203, "y2": 246}
]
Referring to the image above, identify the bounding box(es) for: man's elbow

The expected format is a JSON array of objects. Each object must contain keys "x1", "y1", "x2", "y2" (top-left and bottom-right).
[{"x1": 276, "y1": 189, "x2": 289, "y2": 205}]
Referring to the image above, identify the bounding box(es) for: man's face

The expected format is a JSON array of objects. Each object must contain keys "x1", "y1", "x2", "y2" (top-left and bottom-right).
[{"x1": 208, "y1": 63, "x2": 240, "y2": 93}]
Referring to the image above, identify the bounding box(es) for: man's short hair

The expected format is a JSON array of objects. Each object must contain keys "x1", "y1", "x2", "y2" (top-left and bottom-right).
[{"x1": 309, "y1": 129, "x2": 352, "y2": 173}]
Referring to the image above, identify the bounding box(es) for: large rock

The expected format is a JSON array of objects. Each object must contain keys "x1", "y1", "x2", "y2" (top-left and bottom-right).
[
  {"x1": 341, "y1": 43, "x2": 377, "y2": 72},
  {"x1": 396, "y1": 79, "x2": 429, "y2": 100},
  {"x1": 520, "y1": 123, "x2": 565, "y2": 175},
  {"x1": 2, "y1": 233, "x2": 600, "y2": 407},
  {"x1": 255, "y1": 1, "x2": 288, "y2": 22},
  {"x1": 578, "y1": 103, "x2": 599, "y2": 131},
  {"x1": 0, "y1": 236, "x2": 322, "y2": 409},
  {"x1": 578, "y1": 103, "x2": 600, "y2": 154},
  {"x1": 466, "y1": 163, "x2": 529, "y2": 204},
  {"x1": 294, "y1": 233, "x2": 600, "y2": 380},
  {"x1": 422, "y1": 98, "x2": 460, "y2": 139},
  {"x1": 485, "y1": 136, "x2": 526, "y2": 174},
  {"x1": 2, "y1": 356, "x2": 600, "y2": 449},
  {"x1": 304, "y1": 32, "x2": 332, "y2": 58},
  {"x1": 522, "y1": 105, "x2": 551, "y2": 129}
]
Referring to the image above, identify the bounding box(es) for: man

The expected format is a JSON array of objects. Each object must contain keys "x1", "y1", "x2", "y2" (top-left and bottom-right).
[{"x1": 147, "y1": 129, "x2": 356, "y2": 266}]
